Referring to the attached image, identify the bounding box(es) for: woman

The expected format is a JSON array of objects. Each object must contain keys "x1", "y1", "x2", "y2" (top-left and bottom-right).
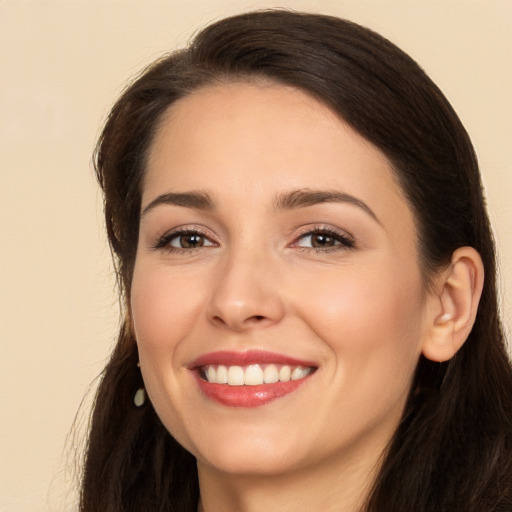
[{"x1": 80, "y1": 10, "x2": 512, "y2": 512}]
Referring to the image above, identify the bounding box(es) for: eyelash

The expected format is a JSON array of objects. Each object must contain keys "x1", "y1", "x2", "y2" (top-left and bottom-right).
[
  {"x1": 152, "y1": 226, "x2": 356, "y2": 254},
  {"x1": 292, "y1": 227, "x2": 356, "y2": 253},
  {"x1": 152, "y1": 228, "x2": 215, "y2": 252}
]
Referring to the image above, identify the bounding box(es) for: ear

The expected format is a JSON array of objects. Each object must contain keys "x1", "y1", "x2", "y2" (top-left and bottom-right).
[{"x1": 422, "y1": 247, "x2": 484, "y2": 362}]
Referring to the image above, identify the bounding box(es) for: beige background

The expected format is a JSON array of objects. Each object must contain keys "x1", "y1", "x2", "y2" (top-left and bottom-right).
[{"x1": 0, "y1": 1, "x2": 510, "y2": 511}]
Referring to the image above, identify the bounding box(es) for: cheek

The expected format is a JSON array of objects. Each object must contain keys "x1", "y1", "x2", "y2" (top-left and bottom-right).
[
  {"x1": 130, "y1": 264, "x2": 209, "y2": 377},
  {"x1": 300, "y1": 265, "x2": 426, "y2": 440},
  {"x1": 295, "y1": 261, "x2": 426, "y2": 375},
  {"x1": 130, "y1": 264, "x2": 205, "y2": 447}
]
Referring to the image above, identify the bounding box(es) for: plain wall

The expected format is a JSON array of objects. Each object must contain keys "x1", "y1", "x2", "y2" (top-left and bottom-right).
[{"x1": 1, "y1": 1, "x2": 510, "y2": 510}]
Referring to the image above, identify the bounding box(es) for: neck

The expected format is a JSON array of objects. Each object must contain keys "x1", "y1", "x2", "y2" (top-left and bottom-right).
[{"x1": 197, "y1": 444, "x2": 384, "y2": 512}]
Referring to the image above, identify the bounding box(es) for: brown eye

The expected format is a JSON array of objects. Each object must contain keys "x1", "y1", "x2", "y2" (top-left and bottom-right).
[
  {"x1": 298, "y1": 233, "x2": 341, "y2": 248},
  {"x1": 295, "y1": 229, "x2": 355, "y2": 251},
  {"x1": 310, "y1": 233, "x2": 337, "y2": 247},
  {"x1": 163, "y1": 231, "x2": 215, "y2": 250},
  {"x1": 177, "y1": 233, "x2": 205, "y2": 248}
]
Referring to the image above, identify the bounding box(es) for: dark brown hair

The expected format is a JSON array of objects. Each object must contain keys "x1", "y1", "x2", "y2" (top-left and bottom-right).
[{"x1": 81, "y1": 10, "x2": 512, "y2": 512}]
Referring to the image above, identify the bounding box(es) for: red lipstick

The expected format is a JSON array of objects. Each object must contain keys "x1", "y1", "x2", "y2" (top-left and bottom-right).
[
  {"x1": 191, "y1": 350, "x2": 316, "y2": 368},
  {"x1": 190, "y1": 350, "x2": 317, "y2": 408}
]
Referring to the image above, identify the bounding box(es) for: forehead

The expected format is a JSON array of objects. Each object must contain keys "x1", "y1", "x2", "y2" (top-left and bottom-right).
[{"x1": 144, "y1": 82, "x2": 414, "y2": 237}]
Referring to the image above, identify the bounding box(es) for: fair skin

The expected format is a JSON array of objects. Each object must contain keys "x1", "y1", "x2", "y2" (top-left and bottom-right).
[{"x1": 130, "y1": 82, "x2": 483, "y2": 512}]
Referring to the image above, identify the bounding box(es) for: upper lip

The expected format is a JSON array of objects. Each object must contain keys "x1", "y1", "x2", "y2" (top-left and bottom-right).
[{"x1": 189, "y1": 350, "x2": 317, "y2": 369}]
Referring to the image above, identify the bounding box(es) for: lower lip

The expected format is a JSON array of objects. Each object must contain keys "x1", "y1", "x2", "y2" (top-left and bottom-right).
[{"x1": 195, "y1": 375, "x2": 310, "y2": 407}]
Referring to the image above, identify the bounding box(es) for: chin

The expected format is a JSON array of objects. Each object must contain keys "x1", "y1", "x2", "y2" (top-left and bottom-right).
[
  {"x1": 196, "y1": 440, "x2": 307, "y2": 477},
  {"x1": 177, "y1": 414, "x2": 314, "y2": 477}
]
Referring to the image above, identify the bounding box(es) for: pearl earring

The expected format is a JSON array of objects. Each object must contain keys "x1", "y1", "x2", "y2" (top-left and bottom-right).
[
  {"x1": 134, "y1": 361, "x2": 146, "y2": 407},
  {"x1": 134, "y1": 387, "x2": 146, "y2": 407}
]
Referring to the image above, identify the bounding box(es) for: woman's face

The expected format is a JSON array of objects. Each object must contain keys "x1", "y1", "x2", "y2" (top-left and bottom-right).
[{"x1": 131, "y1": 82, "x2": 436, "y2": 477}]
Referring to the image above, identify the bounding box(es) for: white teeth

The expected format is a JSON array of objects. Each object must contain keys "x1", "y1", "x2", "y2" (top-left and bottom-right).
[
  {"x1": 291, "y1": 366, "x2": 310, "y2": 380},
  {"x1": 207, "y1": 366, "x2": 216, "y2": 383},
  {"x1": 227, "y1": 366, "x2": 245, "y2": 386},
  {"x1": 204, "y1": 364, "x2": 312, "y2": 385},
  {"x1": 279, "y1": 365, "x2": 291, "y2": 382},
  {"x1": 244, "y1": 365, "x2": 264, "y2": 385},
  {"x1": 216, "y1": 365, "x2": 228, "y2": 384},
  {"x1": 263, "y1": 364, "x2": 279, "y2": 383}
]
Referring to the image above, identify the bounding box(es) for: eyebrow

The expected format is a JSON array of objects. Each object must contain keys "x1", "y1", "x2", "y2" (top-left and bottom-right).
[
  {"x1": 141, "y1": 188, "x2": 380, "y2": 224},
  {"x1": 274, "y1": 189, "x2": 380, "y2": 224},
  {"x1": 141, "y1": 191, "x2": 215, "y2": 217}
]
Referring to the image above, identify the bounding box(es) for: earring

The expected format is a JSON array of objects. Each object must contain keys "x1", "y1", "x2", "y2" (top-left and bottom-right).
[
  {"x1": 134, "y1": 361, "x2": 146, "y2": 407},
  {"x1": 134, "y1": 387, "x2": 146, "y2": 407}
]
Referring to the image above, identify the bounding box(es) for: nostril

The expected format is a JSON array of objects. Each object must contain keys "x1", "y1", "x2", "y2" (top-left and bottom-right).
[
  {"x1": 211, "y1": 313, "x2": 269, "y2": 330},
  {"x1": 212, "y1": 315, "x2": 227, "y2": 326},
  {"x1": 250, "y1": 315, "x2": 266, "y2": 322}
]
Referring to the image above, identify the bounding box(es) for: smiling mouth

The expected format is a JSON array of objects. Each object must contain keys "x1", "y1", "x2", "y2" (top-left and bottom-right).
[
  {"x1": 200, "y1": 364, "x2": 315, "y2": 386},
  {"x1": 191, "y1": 350, "x2": 318, "y2": 407}
]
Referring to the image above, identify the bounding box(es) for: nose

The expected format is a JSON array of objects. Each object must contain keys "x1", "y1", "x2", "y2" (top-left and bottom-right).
[{"x1": 206, "y1": 247, "x2": 285, "y2": 331}]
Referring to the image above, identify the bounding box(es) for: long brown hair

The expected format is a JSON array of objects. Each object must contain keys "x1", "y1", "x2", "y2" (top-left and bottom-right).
[{"x1": 81, "y1": 10, "x2": 512, "y2": 511}]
